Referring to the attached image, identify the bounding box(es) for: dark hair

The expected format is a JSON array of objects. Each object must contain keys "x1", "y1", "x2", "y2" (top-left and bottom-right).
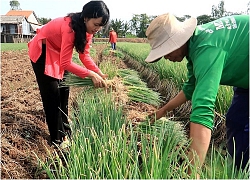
[{"x1": 68, "y1": 1, "x2": 110, "y2": 53}]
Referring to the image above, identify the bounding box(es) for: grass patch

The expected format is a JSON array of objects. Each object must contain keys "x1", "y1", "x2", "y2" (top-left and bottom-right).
[{"x1": 1, "y1": 43, "x2": 28, "y2": 51}]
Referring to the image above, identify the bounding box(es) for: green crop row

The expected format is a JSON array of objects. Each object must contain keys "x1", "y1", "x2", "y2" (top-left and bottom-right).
[
  {"x1": 36, "y1": 46, "x2": 248, "y2": 179},
  {"x1": 118, "y1": 42, "x2": 233, "y2": 115}
]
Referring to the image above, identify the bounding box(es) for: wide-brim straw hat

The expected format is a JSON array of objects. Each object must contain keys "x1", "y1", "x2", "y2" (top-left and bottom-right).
[{"x1": 145, "y1": 13, "x2": 197, "y2": 63}]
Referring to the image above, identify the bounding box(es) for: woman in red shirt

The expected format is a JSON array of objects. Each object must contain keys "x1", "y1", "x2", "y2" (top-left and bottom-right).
[{"x1": 28, "y1": 1, "x2": 110, "y2": 148}]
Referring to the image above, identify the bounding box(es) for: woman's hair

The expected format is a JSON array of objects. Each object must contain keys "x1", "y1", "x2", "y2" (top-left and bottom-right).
[{"x1": 68, "y1": 1, "x2": 110, "y2": 53}]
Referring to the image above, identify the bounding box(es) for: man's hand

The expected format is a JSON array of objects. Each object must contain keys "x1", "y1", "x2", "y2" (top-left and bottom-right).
[
  {"x1": 147, "y1": 112, "x2": 157, "y2": 124},
  {"x1": 148, "y1": 90, "x2": 187, "y2": 124},
  {"x1": 148, "y1": 107, "x2": 167, "y2": 123}
]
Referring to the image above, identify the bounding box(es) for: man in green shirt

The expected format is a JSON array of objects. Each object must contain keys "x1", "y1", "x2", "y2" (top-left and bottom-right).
[{"x1": 145, "y1": 13, "x2": 249, "y2": 174}]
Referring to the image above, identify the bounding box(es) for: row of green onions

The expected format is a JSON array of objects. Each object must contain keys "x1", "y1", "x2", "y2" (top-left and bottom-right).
[{"x1": 118, "y1": 69, "x2": 162, "y2": 107}]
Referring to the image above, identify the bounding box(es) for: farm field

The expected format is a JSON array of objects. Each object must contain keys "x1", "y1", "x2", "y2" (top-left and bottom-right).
[
  {"x1": 1, "y1": 42, "x2": 248, "y2": 179},
  {"x1": 1, "y1": 43, "x2": 158, "y2": 179},
  {"x1": 1, "y1": 47, "x2": 54, "y2": 178},
  {"x1": 1, "y1": 47, "x2": 51, "y2": 179}
]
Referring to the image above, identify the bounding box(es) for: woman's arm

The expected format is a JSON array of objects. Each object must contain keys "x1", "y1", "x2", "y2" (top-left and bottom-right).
[{"x1": 78, "y1": 33, "x2": 101, "y2": 73}]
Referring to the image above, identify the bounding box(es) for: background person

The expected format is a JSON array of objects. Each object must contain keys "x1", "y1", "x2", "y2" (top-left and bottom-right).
[
  {"x1": 145, "y1": 13, "x2": 249, "y2": 176},
  {"x1": 28, "y1": 0, "x2": 110, "y2": 148},
  {"x1": 109, "y1": 28, "x2": 117, "y2": 50}
]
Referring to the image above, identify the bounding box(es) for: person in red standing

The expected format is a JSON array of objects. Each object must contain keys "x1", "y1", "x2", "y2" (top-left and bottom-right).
[
  {"x1": 109, "y1": 28, "x2": 117, "y2": 50},
  {"x1": 28, "y1": 0, "x2": 110, "y2": 148}
]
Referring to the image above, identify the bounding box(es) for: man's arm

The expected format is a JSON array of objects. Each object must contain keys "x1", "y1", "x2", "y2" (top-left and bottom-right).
[
  {"x1": 188, "y1": 122, "x2": 211, "y2": 178},
  {"x1": 151, "y1": 90, "x2": 211, "y2": 178}
]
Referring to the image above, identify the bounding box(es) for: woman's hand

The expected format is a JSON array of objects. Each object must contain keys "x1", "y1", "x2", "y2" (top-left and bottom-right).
[
  {"x1": 97, "y1": 71, "x2": 108, "y2": 80},
  {"x1": 88, "y1": 71, "x2": 107, "y2": 88}
]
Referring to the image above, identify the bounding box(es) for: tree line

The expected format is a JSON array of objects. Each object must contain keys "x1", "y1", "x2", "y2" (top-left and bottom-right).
[
  {"x1": 104, "y1": 0, "x2": 249, "y2": 38},
  {"x1": 9, "y1": 0, "x2": 250, "y2": 38}
]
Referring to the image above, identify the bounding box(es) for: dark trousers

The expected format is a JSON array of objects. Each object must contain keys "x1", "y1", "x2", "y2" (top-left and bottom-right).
[
  {"x1": 226, "y1": 87, "x2": 249, "y2": 169},
  {"x1": 31, "y1": 44, "x2": 71, "y2": 144}
]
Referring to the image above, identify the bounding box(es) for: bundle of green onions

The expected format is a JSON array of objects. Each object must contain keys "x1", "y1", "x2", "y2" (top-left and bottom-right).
[
  {"x1": 127, "y1": 86, "x2": 161, "y2": 107},
  {"x1": 118, "y1": 69, "x2": 162, "y2": 107},
  {"x1": 60, "y1": 73, "x2": 94, "y2": 87}
]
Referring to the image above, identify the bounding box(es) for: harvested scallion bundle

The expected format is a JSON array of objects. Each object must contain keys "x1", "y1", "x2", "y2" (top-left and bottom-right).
[
  {"x1": 127, "y1": 86, "x2": 161, "y2": 107},
  {"x1": 60, "y1": 73, "x2": 114, "y2": 88},
  {"x1": 122, "y1": 75, "x2": 147, "y2": 87},
  {"x1": 118, "y1": 69, "x2": 138, "y2": 78},
  {"x1": 60, "y1": 73, "x2": 94, "y2": 87},
  {"x1": 117, "y1": 69, "x2": 162, "y2": 107}
]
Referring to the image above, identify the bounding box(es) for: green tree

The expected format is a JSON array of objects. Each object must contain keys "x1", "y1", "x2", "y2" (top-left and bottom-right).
[
  {"x1": 130, "y1": 14, "x2": 154, "y2": 37},
  {"x1": 247, "y1": 1, "x2": 250, "y2": 14},
  {"x1": 211, "y1": 0, "x2": 225, "y2": 18},
  {"x1": 38, "y1": 17, "x2": 51, "y2": 25},
  {"x1": 211, "y1": 0, "x2": 247, "y2": 18},
  {"x1": 177, "y1": 15, "x2": 191, "y2": 22},
  {"x1": 10, "y1": 0, "x2": 20, "y2": 10},
  {"x1": 197, "y1": 14, "x2": 215, "y2": 25},
  {"x1": 109, "y1": 19, "x2": 123, "y2": 37},
  {"x1": 108, "y1": 19, "x2": 130, "y2": 37},
  {"x1": 120, "y1": 21, "x2": 130, "y2": 37},
  {"x1": 226, "y1": 0, "x2": 250, "y2": 15},
  {"x1": 176, "y1": 16, "x2": 185, "y2": 22},
  {"x1": 130, "y1": 14, "x2": 140, "y2": 36}
]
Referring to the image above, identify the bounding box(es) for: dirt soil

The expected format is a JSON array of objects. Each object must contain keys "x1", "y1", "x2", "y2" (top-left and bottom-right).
[{"x1": 1, "y1": 44, "x2": 157, "y2": 179}]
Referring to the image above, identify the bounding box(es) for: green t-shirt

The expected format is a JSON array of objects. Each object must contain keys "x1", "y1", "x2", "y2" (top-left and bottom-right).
[{"x1": 183, "y1": 15, "x2": 249, "y2": 130}]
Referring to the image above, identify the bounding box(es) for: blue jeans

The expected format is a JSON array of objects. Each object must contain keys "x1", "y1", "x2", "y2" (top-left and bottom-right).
[
  {"x1": 226, "y1": 87, "x2": 249, "y2": 169},
  {"x1": 111, "y1": 43, "x2": 116, "y2": 50}
]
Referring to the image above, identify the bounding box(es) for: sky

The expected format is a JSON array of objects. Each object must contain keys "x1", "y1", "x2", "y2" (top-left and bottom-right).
[{"x1": 0, "y1": 0, "x2": 249, "y2": 21}]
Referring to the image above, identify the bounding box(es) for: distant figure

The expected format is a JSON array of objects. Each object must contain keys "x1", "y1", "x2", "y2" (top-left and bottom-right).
[{"x1": 109, "y1": 28, "x2": 117, "y2": 50}]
